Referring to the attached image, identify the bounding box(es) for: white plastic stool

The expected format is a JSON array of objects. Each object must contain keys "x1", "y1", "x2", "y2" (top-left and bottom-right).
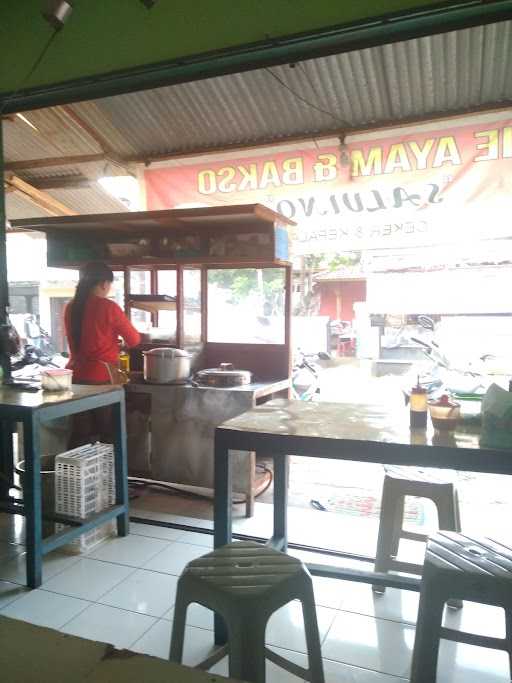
[
  {"x1": 410, "y1": 531, "x2": 512, "y2": 682},
  {"x1": 169, "y1": 541, "x2": 325, "y2": 683},
  {"x1": 373, "y1": 466, "x2": 461, "y2": 593}
]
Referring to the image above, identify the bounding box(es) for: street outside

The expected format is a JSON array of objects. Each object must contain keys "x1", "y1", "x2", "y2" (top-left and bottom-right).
[{"x1": 259, "y1": 358, "x2": 512, "y2": 555}]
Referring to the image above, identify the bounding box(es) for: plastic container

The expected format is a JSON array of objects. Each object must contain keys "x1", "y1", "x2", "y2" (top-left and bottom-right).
[
  {"x1": 41, "y1": 368, "x2": 73, "y2": 392},
  {"x1": 55, "y1": 442, "x2": 115, "y2": 553},
  {"x1": 428, "y1": 395, "x2": 461, "y2": 431}
]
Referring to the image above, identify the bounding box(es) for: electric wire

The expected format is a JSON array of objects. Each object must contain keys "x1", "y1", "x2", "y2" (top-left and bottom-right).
[
  {"x1": 264, "y1": 66, "x2": 349, "y2": 129},
  {"x1": 0, "y1": 29, "x2": 59, "y2": 116}
]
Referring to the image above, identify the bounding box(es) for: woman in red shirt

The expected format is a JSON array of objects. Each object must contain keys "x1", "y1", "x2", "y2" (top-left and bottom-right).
[{"x1": 65, "y1": 262, "x2": 140, "y2": 445}]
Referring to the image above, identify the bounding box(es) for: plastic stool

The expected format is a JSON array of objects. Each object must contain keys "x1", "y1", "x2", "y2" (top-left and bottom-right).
[
  {"x1": 169, "y1": 541, "x2": 325, "y2": 683},
  {"x1": 410, "y1": 531, "x2": 512, "y2": 682},
  {"x1": 373, "y1": 466, "x2": 461, "y2": 593}
]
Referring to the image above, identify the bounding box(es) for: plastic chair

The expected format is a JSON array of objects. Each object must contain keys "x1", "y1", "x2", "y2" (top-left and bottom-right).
[
  {"x1": 373, "y1": 465, "x2": 461, "y2": 594},
  {"x1": 410, "y1": 531, "x2": 512, "y2": 682},
  {"x1": 169, "y1": 541, "x2": 325, "y2": 683}
]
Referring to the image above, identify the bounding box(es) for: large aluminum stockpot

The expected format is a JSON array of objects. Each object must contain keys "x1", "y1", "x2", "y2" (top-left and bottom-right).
[{"x1": 143, "y1": 347, "x2": 190, "y2": 383}]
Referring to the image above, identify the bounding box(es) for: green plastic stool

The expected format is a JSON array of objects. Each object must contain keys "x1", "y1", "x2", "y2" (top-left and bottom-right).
[
  {"x1": 410, "y1": 531, "x2": 512, "y2": 682},
  {"x1": 169, "y1": 541, "x2": 325, "y2": 683}
]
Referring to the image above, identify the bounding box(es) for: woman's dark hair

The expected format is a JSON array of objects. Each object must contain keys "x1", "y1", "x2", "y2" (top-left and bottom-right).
[{"x1": 69, "y1": 261, "x2": 114, "y2": 349}]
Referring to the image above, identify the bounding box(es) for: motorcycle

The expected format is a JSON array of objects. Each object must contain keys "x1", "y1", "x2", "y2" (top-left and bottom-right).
[
  {"x1": 292, "y1": 349, "x2": 330, "y2": 401},
  {"x1": 405, "y1": 315, "x2": 495, "y2": 401}
]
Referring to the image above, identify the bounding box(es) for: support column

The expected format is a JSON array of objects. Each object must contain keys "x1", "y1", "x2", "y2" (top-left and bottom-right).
[{"x1": 0, "y1": 120, "x2": 12, "y2": 382}]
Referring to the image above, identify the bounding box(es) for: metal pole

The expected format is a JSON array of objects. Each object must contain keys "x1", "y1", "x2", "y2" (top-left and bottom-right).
[{"x1": 0, "y1": 121, "x2": 12, "y2": 382}]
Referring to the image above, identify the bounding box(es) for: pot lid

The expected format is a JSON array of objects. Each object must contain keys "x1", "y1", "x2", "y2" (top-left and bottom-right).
[
  {"x1": 143, "y1": 347, "x2": 189, "y2": 358},
  {"x1": 196, "y1": 367, "x2": 251, "y2": 378}
]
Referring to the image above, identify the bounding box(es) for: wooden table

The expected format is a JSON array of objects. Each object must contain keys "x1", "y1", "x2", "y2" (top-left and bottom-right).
[
  {"x1": 0, "y1": 616, "x2": 244, "y2": 683},
  {"x1": 213, "y1": 398, "x2": 512, "y2": 643},
  {"x1": 0, "y1": 385, "x2": 129, "y2": 588}
]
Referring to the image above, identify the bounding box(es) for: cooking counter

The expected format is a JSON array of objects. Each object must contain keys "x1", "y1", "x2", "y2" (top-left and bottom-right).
[{"x1": 125, "y1": 377, "x2": 289, "y2": 515}]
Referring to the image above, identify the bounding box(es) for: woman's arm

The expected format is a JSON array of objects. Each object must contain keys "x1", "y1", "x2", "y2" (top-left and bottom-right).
[{"x1": 111, "y1": 302, "x2": 141, "y2": 347}]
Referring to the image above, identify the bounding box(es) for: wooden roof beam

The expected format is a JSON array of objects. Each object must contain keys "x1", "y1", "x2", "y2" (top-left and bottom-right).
[
  {"x1": 4, "y1": 174, "x2": 77, "y2": 217},
  {"x1": 4, "y1": 153, "x2": 107, "y2": 172},
  {"x1": 58, "y1": 105, "x2": 136, "y2": 177}
]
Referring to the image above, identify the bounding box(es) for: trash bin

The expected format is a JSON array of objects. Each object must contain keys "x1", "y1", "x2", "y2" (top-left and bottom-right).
[{"x1": 15, "y1": 455, "x2": 56, "y2": 538}]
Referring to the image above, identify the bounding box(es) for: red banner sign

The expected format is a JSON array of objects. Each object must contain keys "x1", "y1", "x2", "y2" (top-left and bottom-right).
[{"x1": 144, "y1": 112, "x2": 512, "y2": 255}]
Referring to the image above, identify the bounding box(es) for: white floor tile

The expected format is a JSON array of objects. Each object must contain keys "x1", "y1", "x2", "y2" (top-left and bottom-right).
[
  {"x1": 443, "y1": 600, "x2": 506, "y2": 639},
  {"x1": 1, "y1": 588, "x2": 90, "y2": 629},
  {"x1": 87, "y1": 534, "x2": 170, "y2": 567},
  {"x1": 323, "y1": 657, "x2": 409, "y2": 682},
  {"x1": 132, "y1": 620, "x2": 217, "y2": 666},
  {"x1": 313, "y1": 576, "x2": 350, "y2": 609},
  {"x1": 338, "y1": 582, "x2": 420, "y2": 625},
  {"x1": 437, "y1": 639, "x2": 510, "y2": 683},
  {"x1": 143, "y1": 542, "x2": 207, "y2": 575},
  {"x1": 165, "y1": 602, "x2": 214, "y2": 630},
  {"x1": 129, "y1": 522, "x2": 183, "y2": 542},
  {"x1": 99, "y1": 568, "x2": 178, "y2": 617},
  {"x1": 322, "y1": 610, "x2": 414, "y2": 678},
  {"x1": 0, "y1": 549, "x2": 81, "y2": 585},
  {"x1": 42, "y1": 558, "x2": 134, "y2": 601},
  {"x1": 211, "y1": 645, "x2": 307, "y2": 682},
  {"x1": 176, "y1": 531, "x2": 214, "y2": 548},
  {"x1": 62, "y1": 603, "x2": 156, "y2": 650},
  {"x1": 0, "y1": 580, "x2": 27, "y2": 609},
  {"x1": 266, "y1": 601, "x2": 338, "y2": 654}
]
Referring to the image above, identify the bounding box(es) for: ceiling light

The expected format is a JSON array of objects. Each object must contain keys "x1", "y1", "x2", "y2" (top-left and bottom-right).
[
  {"x1": 42, "y1": 1, "x2": 73, "y2": 29},
  {"x1": 98, "y1": 176, "x2": 142, "y2": 212},
  {"x1": 16, "y1": 113, "x2": 39, "y2": 132}
]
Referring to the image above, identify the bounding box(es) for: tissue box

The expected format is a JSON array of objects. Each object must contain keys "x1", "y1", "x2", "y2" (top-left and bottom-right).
[{"x1": 480, "y1": 383, "x2": 512, "y2": 449}]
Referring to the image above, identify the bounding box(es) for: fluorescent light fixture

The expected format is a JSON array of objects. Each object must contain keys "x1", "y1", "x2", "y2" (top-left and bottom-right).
[
  {"x1": 98, "y1": 175, "x2": 142, "y2": 211},
  {"x1": 16, "y1": 113, "x2": 39, "y2": 132}
]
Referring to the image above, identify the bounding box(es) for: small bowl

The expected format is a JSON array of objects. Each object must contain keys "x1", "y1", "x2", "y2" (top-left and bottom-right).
[{"x1": 428, "y1": 398, "x2": 461, "y2": 431}]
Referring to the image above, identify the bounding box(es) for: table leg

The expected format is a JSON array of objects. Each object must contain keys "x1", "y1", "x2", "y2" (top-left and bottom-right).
[
  {"x1": 273, "y1": 453, "x2": 289, "y2": 551},
  {"x1": 24, "y1": 414, "x2": 43, "y2": 588},
  {"x1": 245, "y1": 451, "x2": 255, "y2": 518},
  {"x1": 214, "y1": 433, "x2": 232, "y2": 645},
  {"x1": 0, "y1": 419, "x2": 14, "y2": 499},
  {"x1": 112, "y1": 398, "x2": 129, "y2": 537}
]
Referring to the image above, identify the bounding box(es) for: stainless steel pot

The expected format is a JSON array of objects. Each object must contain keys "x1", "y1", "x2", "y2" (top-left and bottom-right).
[{"x1": 143, "y1": 347, "x2": 190, "y2": 384}]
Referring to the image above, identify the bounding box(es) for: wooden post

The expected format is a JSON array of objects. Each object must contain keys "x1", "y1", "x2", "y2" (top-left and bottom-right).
[{"x1": 0, "y1": 121, "x2": 12, "y2": 382}]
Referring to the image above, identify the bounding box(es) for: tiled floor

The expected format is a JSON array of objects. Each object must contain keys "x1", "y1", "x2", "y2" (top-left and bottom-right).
[{"x1": 0, "y1": 513, "x2": 509, "y2": 682}]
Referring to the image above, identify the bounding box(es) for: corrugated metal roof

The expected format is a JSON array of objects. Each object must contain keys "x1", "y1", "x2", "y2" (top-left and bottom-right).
[
  {"x1": 5, "y1": 193, "x2": 47, "y2": 222},
  {"x1": 3, "y1": 108, "x2": 101, "y2": 162},
  {"x1": 5, "y1": 183, "x2": 125, "y2": 222},
  {"x1": 4, "y1": 20, "x2": 512, "y2": 221},
  {"x1": 68, "y1": 21, "x2": 512, "y2": 158},
  {"x1": 49, "y1": 186, "x2": 127, "y2": 214}
]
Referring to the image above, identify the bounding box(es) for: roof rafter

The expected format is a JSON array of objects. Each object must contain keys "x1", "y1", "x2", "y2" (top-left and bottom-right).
[{"x1": 4, "y1": 174, "x2": 77, "y2": 217}]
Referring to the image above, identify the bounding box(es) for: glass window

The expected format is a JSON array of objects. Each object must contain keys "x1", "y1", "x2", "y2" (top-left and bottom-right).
[
  {"x1": 157, "y1": 269, "x2": 177, "y2": 343},
  {"x1": 129, "y1": 269, "x2": 152, "y2": 331},
  {"x1": 110, "y1": 271, "x2": 125, "y2": 309},
  {"x1": 183, "y1": 268, "x2": 202, "y2": 345},
  {"x1": 207, "y1": 268, "x2": 285, "y2": 344}
]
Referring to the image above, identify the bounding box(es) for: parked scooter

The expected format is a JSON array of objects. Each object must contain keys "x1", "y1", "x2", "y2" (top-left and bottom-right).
[
  {"x1": 292, "y1": 349, "x2": 330, "y2": 401},
  {"x1": 405, "y1": 315, "x2": 489, "y2": 400}
]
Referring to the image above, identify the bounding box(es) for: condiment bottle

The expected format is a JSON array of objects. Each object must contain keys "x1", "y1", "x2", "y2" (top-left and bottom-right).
[
  {"x1": 119, "y1": 350, "x2": 130, "y2": 374},
  {"x1": 410, "y1": 379, "x2": 428, "y2": 429}
]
